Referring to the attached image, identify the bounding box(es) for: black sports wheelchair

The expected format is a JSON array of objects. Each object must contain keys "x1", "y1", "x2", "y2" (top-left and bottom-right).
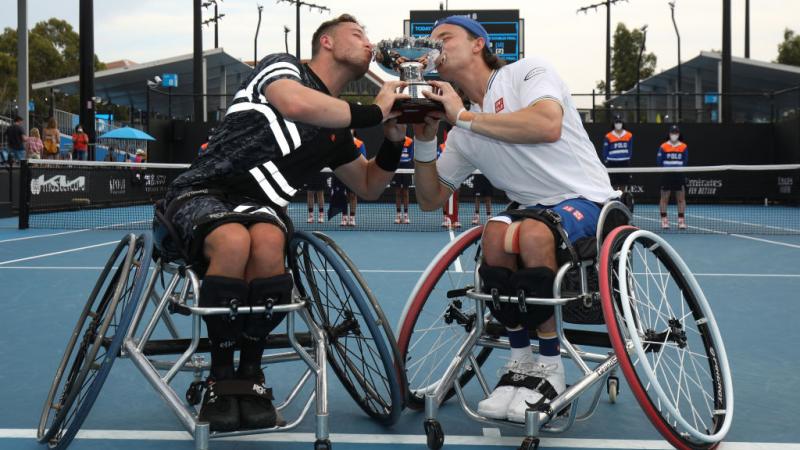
[
  {"x1": 396, "y1": 200, "x2": 733, "y2": 450},
  {"x1": 37, "y1": 203, "x2": 406, "y2": 450}
]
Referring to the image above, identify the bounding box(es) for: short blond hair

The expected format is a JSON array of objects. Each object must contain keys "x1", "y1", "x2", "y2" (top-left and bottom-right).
[{"x1": 30, "y1": 128, "x2": 41, "y2": 138}]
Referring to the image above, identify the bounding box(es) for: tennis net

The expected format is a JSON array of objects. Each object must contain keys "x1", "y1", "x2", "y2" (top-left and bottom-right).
[{"x1": 15, "y1": 159, "x2": 800, "y2": 235}]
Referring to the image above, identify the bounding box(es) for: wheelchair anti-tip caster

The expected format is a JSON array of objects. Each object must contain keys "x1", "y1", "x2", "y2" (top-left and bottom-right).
[
  {"x1": 424, "y1": 419, "x2": 444, "y2": 450},
  {"x1": 314, "y1": 438, "x2": 331, "y2": 449},
  {"x1": 607, "y1": 375, "x2": 620, "y2": 404},
  {"x1": 186, "y1": 380, "x2": 204, "y2": 406},
  {"x1": 519, "y1": 436, "x2": 540, "y2": 450}
]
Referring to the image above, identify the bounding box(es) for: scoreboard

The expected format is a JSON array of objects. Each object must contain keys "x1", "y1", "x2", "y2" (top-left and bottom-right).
[{"x1": 406, "y1": 10, "x2": 523, "y2": 63}]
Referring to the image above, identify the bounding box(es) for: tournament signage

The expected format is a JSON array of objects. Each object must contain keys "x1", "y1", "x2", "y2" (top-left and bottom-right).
[{"x1": 407, "y1": 10, "x2": 522, "y2": 63}]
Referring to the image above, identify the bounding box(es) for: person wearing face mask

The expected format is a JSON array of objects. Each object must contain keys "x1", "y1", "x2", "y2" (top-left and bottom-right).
[
  {"x1": 601, "y1": 114, "x2": 633, "y2": 192},
  {"x1": 657, "y1": 124, "x2": 688, "y2": 229},
  {"x1": 72, "y1": 124, "x2": 90, "y2": 161}
]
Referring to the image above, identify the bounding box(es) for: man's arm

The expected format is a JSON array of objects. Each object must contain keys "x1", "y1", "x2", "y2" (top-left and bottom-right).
[
  {"x1": 264, "y1": 79, "x2": 408, "y2": 128},
  {"x1": 333, "y1": 140, "x2": 404, "y2": 201},
  {"x1": 424, "y1": 80, "x2": 563, "y2": 145},
  {"x1": 413, "y1": 157, "x2": 453, "y2": 211}
]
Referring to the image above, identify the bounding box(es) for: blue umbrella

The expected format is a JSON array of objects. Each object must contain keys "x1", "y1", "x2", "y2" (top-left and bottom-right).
[{"x1": 98, "y1": 126, "x2": 156, "y2": 141}]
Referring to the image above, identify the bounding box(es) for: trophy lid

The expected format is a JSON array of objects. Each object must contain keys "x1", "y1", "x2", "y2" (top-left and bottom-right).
[{"x1": 375, "y1": 36, "x2": 442, "y2": 77}]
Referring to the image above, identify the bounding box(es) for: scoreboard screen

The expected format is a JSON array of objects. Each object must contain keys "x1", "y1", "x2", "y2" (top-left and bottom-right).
[{"x1": 407, "y1": 10, "x2": 523, "y2": 62}]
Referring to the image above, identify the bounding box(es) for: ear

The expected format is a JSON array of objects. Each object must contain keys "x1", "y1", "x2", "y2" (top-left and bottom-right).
[
  {"x1": 320, "y1": 33, "x2": 334, "y2": 52},
  {"x1": 472, "y1": 37, "x2": 486, "y2": 55}
]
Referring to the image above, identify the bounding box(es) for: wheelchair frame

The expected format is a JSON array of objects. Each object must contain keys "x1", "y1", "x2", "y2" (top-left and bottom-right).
[{"x1": 400, "y1": 201, "x2": 733, "y2": 450}]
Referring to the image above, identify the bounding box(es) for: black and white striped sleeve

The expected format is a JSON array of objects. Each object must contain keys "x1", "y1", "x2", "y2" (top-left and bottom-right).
[{"x1": 238, "y1": 53, "x2": 303, "y2": 103}]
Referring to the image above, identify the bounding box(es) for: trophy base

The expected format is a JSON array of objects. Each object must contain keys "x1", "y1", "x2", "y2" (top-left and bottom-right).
[{"x1": 392, "y1": 98, "x2": 445, "y2": 124}]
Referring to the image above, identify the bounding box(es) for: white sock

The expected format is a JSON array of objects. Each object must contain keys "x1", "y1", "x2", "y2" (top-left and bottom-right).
[
  {"x1": 537, "y1": 354, "x2": 562, "y2": 366},
  {"x1": 510, "y1": 346, "x2": 534, "y2": 363}
]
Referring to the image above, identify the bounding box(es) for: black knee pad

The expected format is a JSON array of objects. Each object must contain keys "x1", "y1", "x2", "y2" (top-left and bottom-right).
[
  {"x1": 243, "y1": 273, "x2": 294, "y2": 340},
  {"x1": 509, "y1": 267, "x2": 556, "y2": 330},
  {"x1": 199, "y1": 276, "x2": 249, "y2": 351},
  {"x1": 479, "y1": 264, "x2": 521, "y2": 327}
]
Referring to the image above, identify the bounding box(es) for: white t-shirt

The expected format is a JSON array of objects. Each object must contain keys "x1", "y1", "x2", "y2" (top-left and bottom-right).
[{"x1": 437, "y1": 56, "x2": 617, "y2": 207}]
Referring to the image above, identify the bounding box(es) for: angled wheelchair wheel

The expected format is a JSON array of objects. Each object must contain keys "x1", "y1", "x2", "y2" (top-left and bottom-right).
[
  {"x1": 37, "y1": 233, "x2": 152, "y2": 449},
  {"x1": 397, "y1": 226, "x2": 493, "y2": 410},
  {"x1": 290, "y1": 231, "x2": 403, "y2": 425},
  {"x1": 599, "y1": 226, "x2": 733, "y2": 450}
]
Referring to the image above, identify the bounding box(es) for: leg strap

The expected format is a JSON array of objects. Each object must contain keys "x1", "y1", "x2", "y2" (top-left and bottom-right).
[
  {"x1": 199, "y1": 276, "x2": 249, "y2": 379},
  {"x1": 243, "y1": 273, "x2": 294, "y2": 340},
  {"x1": 509, "y1": 267, "x2": 556, "y2": 330}
]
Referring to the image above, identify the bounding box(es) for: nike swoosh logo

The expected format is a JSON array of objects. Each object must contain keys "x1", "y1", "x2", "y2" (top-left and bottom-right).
[{"x1": 524, "y1": 67, "x2": 546, "y2": 81}]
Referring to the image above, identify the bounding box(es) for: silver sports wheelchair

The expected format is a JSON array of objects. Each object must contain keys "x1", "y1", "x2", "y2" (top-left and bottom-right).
[
  {"x1": 396, "y1": 200, "x2": 734, "y2": 450},
  {"x1": 37, "y1": 209, "x2": 405, "y2": 450}
]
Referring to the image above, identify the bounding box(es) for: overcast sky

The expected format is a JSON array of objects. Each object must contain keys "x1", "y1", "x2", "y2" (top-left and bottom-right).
[{"x1": 2, "y1": 0, "x2": 798, "y2": 107}]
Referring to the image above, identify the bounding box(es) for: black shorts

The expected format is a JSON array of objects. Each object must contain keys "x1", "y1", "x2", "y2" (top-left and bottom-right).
[
  {"x1": 605, "y1": 160, "x2": 631, "y2": 187},
  {"x1": 168, "y1": 190, "x2": 288, "y2": 268},
  {"x1": 660, "y1": 173, "x2": 686, "y2": 191},
  {"x1": 304, "y1": 172, "x2": 328, "y2": 191},
  {"x1": 392, "y1": 173, "x2": 412, "y2": 188},
  {"x1": 472, "y1": 174, "x2": 494, "y2": 196}
]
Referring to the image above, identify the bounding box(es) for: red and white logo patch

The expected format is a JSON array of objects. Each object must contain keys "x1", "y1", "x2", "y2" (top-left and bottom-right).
[
  {"x1": 494, "y1": 98, "x2": 505, "y2": 113},
  {"x1": 573, "y1": 210, "x2": 584, "y2": 221},
  {"x1": 562, "y1": 205, "x2": 575, "y2": 213}
]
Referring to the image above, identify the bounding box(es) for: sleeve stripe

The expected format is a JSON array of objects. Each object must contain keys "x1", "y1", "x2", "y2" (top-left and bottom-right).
[
  {"x1": 438, "y1": 175, "x2": 457, "y2": 192},
  {"x1": 246, "y1": 62, "x2": 300, "y2": 102}
]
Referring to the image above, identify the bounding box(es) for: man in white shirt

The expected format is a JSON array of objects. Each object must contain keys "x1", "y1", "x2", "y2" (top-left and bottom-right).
[{"x1": 412, "y1": 16, "x2": 617, "y2": 423}]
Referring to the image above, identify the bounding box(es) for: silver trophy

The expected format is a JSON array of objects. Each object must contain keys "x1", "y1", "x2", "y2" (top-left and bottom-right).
[{"x1": 375, "y1": 37, "x2": 444, "y2": 123}]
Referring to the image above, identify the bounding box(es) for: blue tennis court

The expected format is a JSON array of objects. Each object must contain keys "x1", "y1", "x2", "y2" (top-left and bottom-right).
[{"x1": 1, "y1": 221, "x2": 799, "y2": 449}]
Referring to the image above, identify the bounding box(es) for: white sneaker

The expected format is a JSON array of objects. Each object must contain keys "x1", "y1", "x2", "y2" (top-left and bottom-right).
[
  {"x1": 340, "y1": 216, "x2": 347, "y2": 226},
  {"x1": 661, "y1": 217, "x2": 670, "y2": 229},
  {"x1": 441, "y1": 217, "x2": 451, "y2": 228},
  {"x1": 472, "y1": 213, "x2": 480, "y2": 225},
  {"x1": 348, "y1": 216, "x2": 356, "y2": 227},
  {"x1": 318, "y1": 212, "x2": 325, "y2": 223},
  {"x1": 506, "y1": 359, "x2": 566, "y2": 423},
  {"x1": 678, "y1": 217, "x2": 687, "y2": 229},
  {"x1": 476, "y1": 359, "x2": 536, "y2": 420},
  {"x1": 403, "y1": 213, "x2": 410, "y2": 224},
  {"x1": 307, "y1": 212, "x2": 314, "y2": 223},
  {"x1": 395, "y1": 213, "x2": 401, "y2": 224}
]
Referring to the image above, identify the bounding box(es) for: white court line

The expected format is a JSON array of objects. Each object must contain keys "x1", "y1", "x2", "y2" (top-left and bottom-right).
[
  {"x1": 634, "y1": 214, "x2": 800, "y2": 249},
  {"x1": 449, "y1": 228, "x2": 464, "y2": 273},
  {"x1": 0, "y1": 228, "x2": 91, "y2": 243},
  {"x1": 0, "y1": 241, "x2": 118, "y2": 266},
  {"x1": 0, "y1": 429, "x2": 796, "y2": 449}
]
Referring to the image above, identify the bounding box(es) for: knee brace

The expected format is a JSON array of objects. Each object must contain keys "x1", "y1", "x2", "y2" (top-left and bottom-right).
[
  {"x1": 479, "y1": 264, "x2": 522, "y2": 328},
  {"x1": 243, "y1": 273, "x2": 294, "y2": 340},
  {"x1": 199, "y1": 276, "x2": 249, "y2": 351},
  {"x1": 509, "y1": 267, "x2": 556, "y2": 330}
]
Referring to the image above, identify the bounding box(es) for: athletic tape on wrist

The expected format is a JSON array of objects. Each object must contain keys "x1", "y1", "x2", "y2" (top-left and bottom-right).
[
  {"x1": 455, "y1": 107, "x2": 473, "y2": 131},
  {"x1": 414, "y1": 138, "x2": 438, "y2": 163}
]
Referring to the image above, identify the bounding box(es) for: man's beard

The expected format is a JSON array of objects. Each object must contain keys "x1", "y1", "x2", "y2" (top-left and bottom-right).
[{"x1": 337, "y1": 52, "x2": 370, "y2": 79}]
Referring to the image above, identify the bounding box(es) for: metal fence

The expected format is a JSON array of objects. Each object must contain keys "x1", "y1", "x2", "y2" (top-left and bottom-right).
[{"x1": 575, "y1": 87, "x2": 800, "y2": 124}]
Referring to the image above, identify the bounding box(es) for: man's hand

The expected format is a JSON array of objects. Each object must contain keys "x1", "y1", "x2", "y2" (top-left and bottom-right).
[
  {"x1": 411, "y1": 114, "x2": 441, "y2": 142},
  {"x1": 374, "y1": 81, "x2": 410, "y2": 122},
  {"x1": 383, "y1": 118, "x2": 406, "y2": 142},
  {"x1": 422, "y1": 80, "x2": 465, "y2": 124}
]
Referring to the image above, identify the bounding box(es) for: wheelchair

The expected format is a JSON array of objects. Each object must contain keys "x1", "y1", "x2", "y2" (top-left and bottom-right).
[
  {"x1": 37, "y1": 212, "x2": 405, "y2": 449},
  {"x1": 396, "y1": 201, "x2": 734, "y2": 450}
]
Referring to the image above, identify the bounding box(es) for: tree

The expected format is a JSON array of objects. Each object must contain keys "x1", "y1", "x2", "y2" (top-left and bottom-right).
[
  {"x1": 0, "y1": 19, "x2": 105, "y2": 117},
  {"x1": 610, "y1": 23, "x2": 656, "y2": 94},
  {"x1": 776, "y1": 28, "x2": 800, "y2": 66}
]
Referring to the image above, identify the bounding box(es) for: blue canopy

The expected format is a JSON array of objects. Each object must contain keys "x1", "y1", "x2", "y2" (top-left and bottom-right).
[{"x1": 98, "y1": 126, "x2": 156, "y2": 141}]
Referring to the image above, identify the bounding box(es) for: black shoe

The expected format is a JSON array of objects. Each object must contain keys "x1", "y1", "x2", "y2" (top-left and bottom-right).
[
  {"x1": 198, "y1": 378, "x2": 240, "y2": 432},
  {"x1": 236, "y1": 365, "x2": 285, "y2": 429}
]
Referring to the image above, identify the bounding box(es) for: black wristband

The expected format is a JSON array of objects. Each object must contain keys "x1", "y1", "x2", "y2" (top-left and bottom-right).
[
  {"x1": 349, "y1": 103, "x2": 383, "y2": 128},
  {"x1": 375, "y1": 138, "x2": 404, "y2": 172}
]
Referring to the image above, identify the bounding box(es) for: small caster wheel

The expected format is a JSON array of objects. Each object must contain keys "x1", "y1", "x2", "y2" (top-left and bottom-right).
[
  {"x1": 519, "y1": 436, "x2": 540, "y2": 450},
  {"x1": 185, "y1": 380, "x2": 204, "y2": 406},
  {"x1": 424, "y1": 419, "x2": 444, "y2": 450},
  {"x1": 607, "y1": 375, "x2": 620, "y2": 404},
  {"x1": 314, "y1": 438, "x2": 331, "y2": 450}
]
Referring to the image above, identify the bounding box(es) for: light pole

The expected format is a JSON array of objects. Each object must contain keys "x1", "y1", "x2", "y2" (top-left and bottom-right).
[
  {"x1": 669, "y1": 1, "x2": 682, "y2": 122},
  {"x1": 277, "y1": 0, "x2": 330, "y2": 60},
  {"x1": 636, "y1": 25, "x2": 648, "y2": 123},
  {"x1": 284, "y1": 26, "x2": 291, "y2": 54},
  {"x1": 202, "y1": 0, "x2": 225, "y2": 49},
  {"x1": 254, "y1": 4, "x2": 263, "y2": 64}
]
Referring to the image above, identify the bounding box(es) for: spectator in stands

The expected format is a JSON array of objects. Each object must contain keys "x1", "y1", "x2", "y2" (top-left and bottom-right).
[
  {"x1": 601, "y1": 114, "x2": 633, "y2": 192},
  {"x1": 4, "y1": 116, "x2": 26, "y2": 164},
  {"x1": 72, "y1": 124, "x2": 89, "y2": 160},
  {"x1": 657, "y1": 124, "x2": 688, "y2": 229},
  {"x1": 42, "y1": 117, "x2": 61, "y2": 160},
  {"x1": 26, "y1": 128, "x2": 43, "y2": 160},
  {"x1": 393, "y1": 135, "x2": 414, "y2": 224},
  {"x1": 135, "y1": 149, "x2": 147, "y2": 163}
]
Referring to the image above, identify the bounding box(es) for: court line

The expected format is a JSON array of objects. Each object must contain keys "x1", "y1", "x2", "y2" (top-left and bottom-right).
[
  {"x1": 0, "y1": 241, "x2": 118, "y2": 266},
  {"x1": 0, "y1": 429, "x2": 796, "y2": 449},
  {"x1": 0, "y1": 266, "x2": 798, "y2": 278},
  {"x1": 0, "y1": 228, "x2": 91, "y2": 243},
  {"x1": 634, "y1": 214, "x2": 800, "y2": 249},
  {"x1": 449, "y1": 228, "x2": 464, "y2": 273}
]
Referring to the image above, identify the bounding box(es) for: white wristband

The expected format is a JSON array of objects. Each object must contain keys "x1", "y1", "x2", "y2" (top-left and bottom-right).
[
  {"x1": 414, "y1": 138, "x2": 438, "y2": 163},
  {"x1": 455, "y1": 107, "x2": 473, "y2": 131}
]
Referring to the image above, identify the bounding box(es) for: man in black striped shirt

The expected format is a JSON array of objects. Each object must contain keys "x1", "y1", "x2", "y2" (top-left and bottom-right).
[{"x1": 162, "y1": 14, "x2": 408, "y2": 431}]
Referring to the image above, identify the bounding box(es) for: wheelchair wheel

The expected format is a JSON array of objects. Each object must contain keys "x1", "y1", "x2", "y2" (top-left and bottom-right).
[
  {"x1": 599, "y1": 226, "x2": 733, "y2": 449},
  {"x1": 290, "y1": 231, "x2": 403, "y2": 425},
  {"x1": 311, "y1": 231, "x2": 408, "y2": 407},
  {"x1": 397, "y1": 226, "x2": 493, "y2": 410},
  {"x1": 37, "y1": 233, "x2": 152, "y2": 449}
]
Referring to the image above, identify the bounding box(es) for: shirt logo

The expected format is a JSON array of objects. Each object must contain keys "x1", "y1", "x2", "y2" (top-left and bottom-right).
[
  {"x1": 495, "y1": 98, "x2": 505, "y2": 113},
  {"x1": 524, "y1": 67, "x2": 546, "y2": 81}
]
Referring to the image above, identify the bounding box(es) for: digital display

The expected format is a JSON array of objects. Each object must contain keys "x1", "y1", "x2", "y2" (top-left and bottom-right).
[{"x1": 408, "y1": 10, "x2": 522, "y2": 62}]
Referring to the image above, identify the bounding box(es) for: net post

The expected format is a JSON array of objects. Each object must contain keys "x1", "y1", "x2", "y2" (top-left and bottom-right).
[{"x1": 18, "y1": 159, "x2": 30, "y2": 229}]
